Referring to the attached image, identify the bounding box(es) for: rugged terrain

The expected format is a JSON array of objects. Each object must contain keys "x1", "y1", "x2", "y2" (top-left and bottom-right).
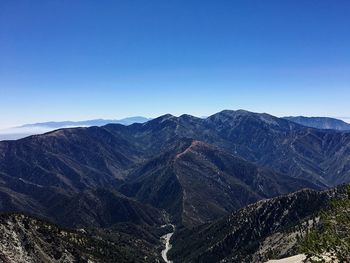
[
  {"x1": 1, "y1": 110, "x2": 350, "y2": 228},
  {"x1": 169, "y1": 184, "x2": 350, "y2": 262},
  {"x1": 0, "y1": 110, "x2": 350, "y2": 262},
  {"x1": 0, "y1": 213, "x2": 165, "y2": 263},
  {"x1": 121, "y1": 139, "x2": 318, "y2": 226}
]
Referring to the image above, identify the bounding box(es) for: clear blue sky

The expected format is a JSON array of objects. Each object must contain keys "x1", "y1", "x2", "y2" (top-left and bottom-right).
[{"x1": 1, "y1": 0, "x2": 350, "y2": 128}]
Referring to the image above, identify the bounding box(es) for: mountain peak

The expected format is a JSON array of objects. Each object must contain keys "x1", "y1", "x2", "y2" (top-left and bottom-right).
[
  {"x1": 215, "y1": 109, "x2": 252, "y2": 116},
  {"x1": 153, "y1": 114, "x2": 176, "y2": 122},
  {"x1": 178, "y1": 114, "x2": 200, "y2": 120},
  {"x1": 208, "y1": 109, "x2": 284, "y2": 128}
]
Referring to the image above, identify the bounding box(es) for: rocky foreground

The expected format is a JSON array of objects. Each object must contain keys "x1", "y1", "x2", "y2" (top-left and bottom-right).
[
  {"x1": 169, "y1": 184, "x2": 350, "y2": 262},
  {"x1": 0, "y1": 213, "x2": 165, "y2": 263}
]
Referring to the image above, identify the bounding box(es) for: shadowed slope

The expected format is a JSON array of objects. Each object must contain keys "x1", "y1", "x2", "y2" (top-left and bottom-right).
[
  {"x1": 169, "y1": 184, "x2": 349, "y2": 262},
  {"x1": 121, "y1": 139, "x2": 319, "y2": 227}
]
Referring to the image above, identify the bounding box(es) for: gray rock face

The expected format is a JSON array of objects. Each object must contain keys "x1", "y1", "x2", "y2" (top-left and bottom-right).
[{"x1": 0, "y1": 213, "x2": 163, "y2": 263}]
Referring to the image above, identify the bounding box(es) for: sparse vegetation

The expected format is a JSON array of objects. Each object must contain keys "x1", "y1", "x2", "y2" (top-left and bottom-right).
[
  {"x1": 168, "y1": 185, "x2": 350, "y2": 262},
  {"x1": 0, "y1": 213, "x2": 164, "y2": 263},
  {"x1": 299, "y1": 185, "x2": 350, "y2": 262}
]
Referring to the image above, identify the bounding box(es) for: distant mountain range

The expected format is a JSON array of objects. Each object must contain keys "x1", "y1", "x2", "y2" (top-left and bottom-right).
[
  {"x1": 0, "y1": 116, "x2": 150, "y2": 141},
  {"x1": 0, "y1": 109, "x2": 350, "y2": 262},
  {"x1": 284, "y1": 116, "x2": 350, "y2": 130},
  {"x1": 2, "y1": 115, "x2": 349, "y2": 142},
  {"x1": 20, "y1": 116, "x2": 150, "y2": 128}
]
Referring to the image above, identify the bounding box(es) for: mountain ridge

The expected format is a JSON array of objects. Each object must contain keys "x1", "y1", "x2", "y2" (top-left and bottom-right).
[
  {"x1": 19, "y1": 116, "x2": 151, "y2": 128},
  {"x1": 120, "y1": 138, "x2": 319, "y2": 227},
  {"x1": 284, "y1": 116, "x2": 350, "y2": 131},
  {"x1": 1, "y1": 109, "x2": 350, "y2": 229},
  {"x1": 0, "y1": 110, "x2": 349, "y2": 261}
]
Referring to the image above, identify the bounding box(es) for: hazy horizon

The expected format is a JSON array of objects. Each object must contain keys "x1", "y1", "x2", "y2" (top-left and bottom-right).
[{"x1": 0, "y1": 110, "x2": 350, "y2": 131}]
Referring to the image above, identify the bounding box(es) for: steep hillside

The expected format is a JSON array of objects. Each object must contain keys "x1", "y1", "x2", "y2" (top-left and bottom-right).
[
  {"x1": 121, "y1": 139, "x2": 319, "y2": 227},
  {"x1": 0, "y1": 213, "x2": 164, "y2": 263},
  {"x1": 0, "y1": 181, "x2": 165, "y2": 229},
  {"x1": 169, "y1": 184, "x2": 350, "y2": 262},
  {"x1": 48, "y1": 189, "x2": 166, "y2": 228},
  {"x1": 0, "y1": 127, "x2": 166, "y2": 228},
  {"x1": 0, "y1": 126, "x2": 140, "y2": 190},
  {"x1": 173, "y1": 140, "x2": 318, "y2": 226},
  {"x1": 205, "y1": 110, "x2": 350, "y2": 187}
]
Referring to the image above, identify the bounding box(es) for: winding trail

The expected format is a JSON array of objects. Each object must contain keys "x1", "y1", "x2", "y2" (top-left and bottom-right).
[{"x1": 161, "y1": 224, "x2": 175, "y2": 263}]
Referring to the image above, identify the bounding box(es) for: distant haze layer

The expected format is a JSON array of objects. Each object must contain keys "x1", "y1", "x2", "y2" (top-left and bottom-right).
[
  {"x1": 0, "y1": 116, "x2": 149, "y2": 141},
  {"x1": 1, "y1": 113, "x2": 350, "y2": 142}
]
